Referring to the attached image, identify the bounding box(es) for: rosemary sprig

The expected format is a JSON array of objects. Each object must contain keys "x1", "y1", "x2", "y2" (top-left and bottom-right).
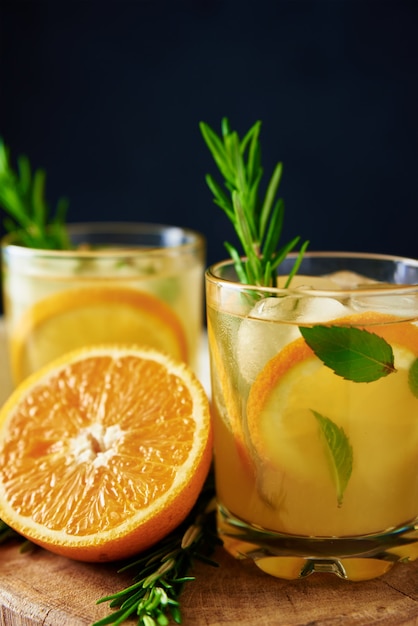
[
  {"x1": 0, "y1": 474, "x2": 218, "y2": 626},
  {"x1": 0, "y1": 519, "x2": 33, "y2": 552},
  {"x1": 0, "y1": 519, "x2": 20, "y2": 544},
  {"x1": 0, "y1": 137, "x2": 71, "y2": 249},
  {"x1": 200, "y1": 118, "x2": 309, "y2": 287},
  {"x1": 93, "y1": 473, "x2": 219, "y2": 626}
]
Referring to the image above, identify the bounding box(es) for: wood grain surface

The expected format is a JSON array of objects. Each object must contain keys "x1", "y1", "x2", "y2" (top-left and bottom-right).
[
  {"x1": 1, "y1": 539, "x2": 418, "y2": 626},
  {"x1": 1, "y1": 320, "x2": 418, "y2": 625}
]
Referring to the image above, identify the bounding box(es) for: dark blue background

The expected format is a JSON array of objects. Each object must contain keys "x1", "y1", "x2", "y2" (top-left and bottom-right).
[{"x1": 1, "y1": 0, "x2": 417, "y2": 276}]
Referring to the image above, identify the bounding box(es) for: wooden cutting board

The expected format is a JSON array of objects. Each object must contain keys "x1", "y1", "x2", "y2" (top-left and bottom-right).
[
  {"x1": 1, "y1": 320, "x2": 418, "y2": 625},
  {"x1": 1, "y1": 539, "x2": 418, "y2": 625}
]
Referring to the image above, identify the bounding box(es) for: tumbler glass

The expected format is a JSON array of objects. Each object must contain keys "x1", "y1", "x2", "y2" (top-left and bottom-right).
[
  {"x1": 2, "y1": 222, "x2": 205, "y2": 386},
  {"x1": 206, "y1": 252, "x2": 418, "y2": 581}
]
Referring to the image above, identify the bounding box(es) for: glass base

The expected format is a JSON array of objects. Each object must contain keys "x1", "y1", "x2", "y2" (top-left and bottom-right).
[{"x1": 218, "y1": 504, "x2": 418, "y2": 581}]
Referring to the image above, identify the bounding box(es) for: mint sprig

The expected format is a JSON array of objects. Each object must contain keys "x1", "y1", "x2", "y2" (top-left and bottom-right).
[
  {"x1": 312, "y1": 410, "x2": 353, "y2": 506},
  {"x1": 409, "y1": 358, "x2": 418, "y2": 399},
  {"x1": 200, "y1": 118, "x2": 308, "y2": 287},
  {"x1": 300, "y1": 325, "x2": 396, "y2": 383}
]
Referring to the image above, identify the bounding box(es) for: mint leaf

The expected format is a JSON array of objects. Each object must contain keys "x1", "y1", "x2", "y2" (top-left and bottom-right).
[
  {"x1": 409, "y1": 358, "x2": 418, "y2": 399},
  {"x1": 312, "y1": 410, "x2": 353, "y2": 506},
  {"x1": 299, "y1": 325, "x2": 395, "y2": 382}
]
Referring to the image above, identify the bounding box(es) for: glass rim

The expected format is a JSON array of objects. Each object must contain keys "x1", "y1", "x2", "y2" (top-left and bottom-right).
[
  {"x1": 1, "y1": 222, "x2": 205, "y2": 258},
  {"x1": 205, "y1": 251, "x2": 418, "y2": 296}
]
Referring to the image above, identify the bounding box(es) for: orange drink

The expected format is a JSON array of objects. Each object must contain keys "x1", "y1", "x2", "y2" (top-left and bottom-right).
[
  {"x1": 2, "y1": 222, "x2": 205, "y2": 385},
  {"x1": 206, "y1": 252, "x2": 418, "y2": 581}
]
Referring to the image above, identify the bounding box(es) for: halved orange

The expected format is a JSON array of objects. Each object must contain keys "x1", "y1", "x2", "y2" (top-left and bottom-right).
[
  {"x1": 0, "y1": 345, "x2": 212, "y2": 562},
  {"x1": 10, "y1": 287, "x2": 188, "y2": 385},
  {"x1": 246, "y1": 312, "x2": 418, "y2": 535}
]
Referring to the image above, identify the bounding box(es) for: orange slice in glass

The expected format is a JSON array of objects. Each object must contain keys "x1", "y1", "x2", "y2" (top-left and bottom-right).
[
  {"x1": 246, "y1": 312, "x2": 418, "y2": 535},
  {"x1": 0, "y1": 345, "x2": 212, "y2": 562},
  {"x1": 10, "y1": 287, "x2": 188, "y2": 384}
]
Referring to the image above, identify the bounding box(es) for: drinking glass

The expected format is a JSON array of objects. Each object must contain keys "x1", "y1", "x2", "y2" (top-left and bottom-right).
[
  {"x1": 2, "y1": 222, "x2": 205, "y2": 386},
  {"x1": 206, "y1": 252, "x2": 418, "y2": 581}
]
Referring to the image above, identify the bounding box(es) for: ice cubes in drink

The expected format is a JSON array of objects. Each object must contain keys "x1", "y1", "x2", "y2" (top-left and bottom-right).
[
  {"x1": 350, "y1": 291, "x2": 418, "y2": 318},
  {"x1": 237, "y1": 294, "x2": 351, "y2": 384},
  {"x1": 322, "y1": 270, "x2": 378, "y2": 289},
  {"x1": 236, "y1": 269, "x2": 416, "y2": 384}
]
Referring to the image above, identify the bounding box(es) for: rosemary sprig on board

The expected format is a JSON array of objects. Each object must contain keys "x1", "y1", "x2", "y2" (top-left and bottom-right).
[
  {"x1": 0, "y1": 519, "x2": 21, "y2": 544},
  {"x1": 93, "y1": 474, "x2": 219, "y2": 626},
  {"x1": 200, "y1": 118, "x2": 308, "y2": 287},
  {"x1": 0, "y1": 478, "x2": 218, "y2": 626},
  {"x1": 0, "y1": 519, "x2": 33, "y2": 552}
]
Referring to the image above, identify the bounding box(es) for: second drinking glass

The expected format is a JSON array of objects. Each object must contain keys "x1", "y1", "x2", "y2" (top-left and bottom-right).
[{"x1": 2, "y1": 222, "x2": 205, "y2": 386}]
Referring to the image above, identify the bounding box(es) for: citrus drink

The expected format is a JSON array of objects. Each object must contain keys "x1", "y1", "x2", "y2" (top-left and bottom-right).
[
  {"x1": 2, "y1": 223, "x2": 205, "y2": 385},
  {"x1": 206, "y1": 253, "x2": 418, "y2": 580}
]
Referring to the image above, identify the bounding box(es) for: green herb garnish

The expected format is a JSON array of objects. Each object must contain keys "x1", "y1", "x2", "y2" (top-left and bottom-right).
[
  {"x1": 200, "y1": 118, "x2": 308, "y2": 287},
  {"x1": 312, "y1": 410, "x2": 353, "y2": 506},
  {"x1": 0, "y1": 137, "x2": 70, "y2": 249},
  {"x1": 93, "y1": 475, "x2": 218, "y2": 626},
  {"x1": 0, "y1": 519, "x2": 33, "y2": 552},
  {"x1": 300, "y1": 325, "x2": 396, "y2": 383},
  {"x1": 0, "y1": 473, "x2": 217, "y2": 626},
  {"x1": 409, "y1": 358, "x2": 418, "y2": 399},
  {"x1": 0, "y1": 518, "x2": 20, "y2": 544}
]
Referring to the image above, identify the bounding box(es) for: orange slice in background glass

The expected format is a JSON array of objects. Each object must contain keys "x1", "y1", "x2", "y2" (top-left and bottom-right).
[
  {"x1": 0, "y1": 345, "x2": 212, "y2": 562},
  {"x1": 10, "y1": 287, "x2": 188, "y2": 385}
]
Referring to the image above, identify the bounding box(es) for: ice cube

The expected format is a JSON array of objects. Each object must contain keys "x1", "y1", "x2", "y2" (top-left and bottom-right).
[
  {"x1": 351, "y1": 293, "x2": 418, "y2": 318},
  {"x1": 285, "y1": 295, "x2": 352, "y2": 323},
  {"x1": 323, "y1": 270, "x2": 378, "y2": 289},
  {"x1": 277, "y1": 274, "x2": 343, "y2": 290},
  {"x1": 246, "y1": 295, "x2": 351, "y2": 324},
  {"x1": 280, "y1": 271, "x2": 380, "y2": 290},
  {"x1": 236, "y1": 302, "x2": 300, "y2": 384},
  {"x1": 237, "y1": 295, "x2": 351, "y2": 383}
]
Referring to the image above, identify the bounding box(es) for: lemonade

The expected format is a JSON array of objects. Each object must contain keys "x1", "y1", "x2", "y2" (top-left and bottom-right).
[
  {"x1": 2, "y1": 223, "x2": 205, "y2": 385},
  {"x1": 206, "y1": 253, "x2": 418, "y2": 580}
]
